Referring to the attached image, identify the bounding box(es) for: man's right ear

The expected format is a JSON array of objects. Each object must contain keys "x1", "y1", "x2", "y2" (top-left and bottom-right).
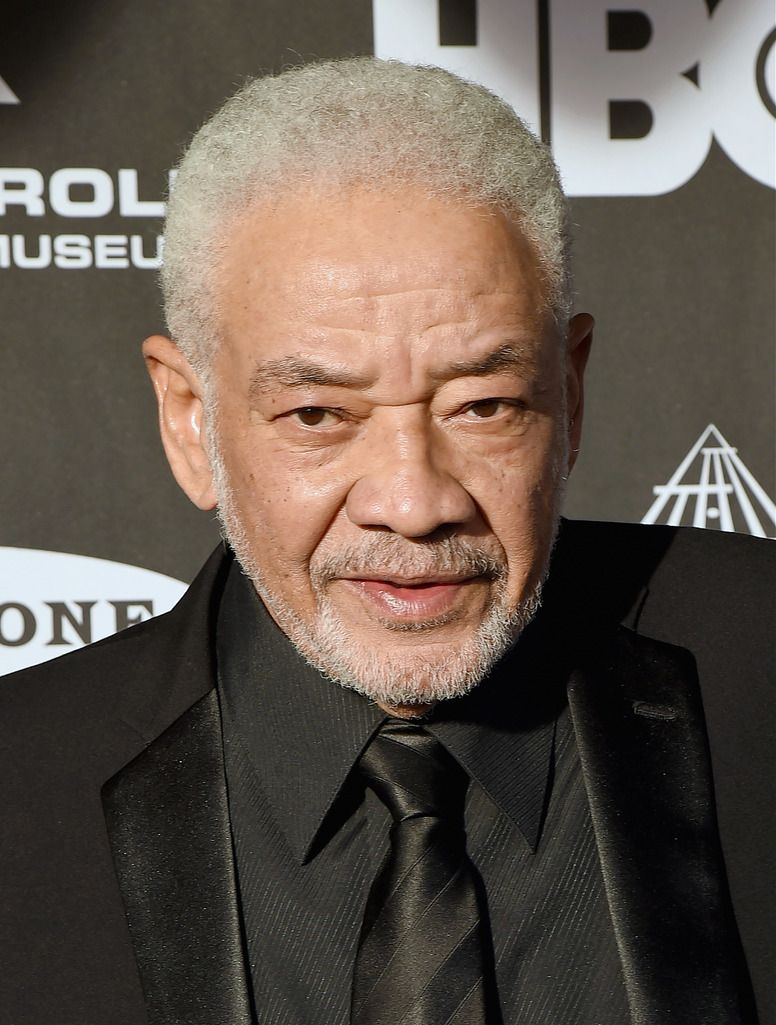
[{"x1": 142, "y1": 335, "x2": 217, "y2": 511}]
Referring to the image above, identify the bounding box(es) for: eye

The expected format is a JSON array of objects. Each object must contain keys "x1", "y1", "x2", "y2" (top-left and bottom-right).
[
  {"x1": 290, "y1": 406, "x2": 343, "y2": 427},
  {"x1": 464, "y1": 399, "x2": 508, "y2": 419}
]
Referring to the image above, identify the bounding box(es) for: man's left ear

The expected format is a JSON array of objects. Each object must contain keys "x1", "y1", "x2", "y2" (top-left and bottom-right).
[
  {"x1": 142, "y1": 334, "x2": 218, "y2": 511},
  {"x1": 565, "y1": 313, "x2": 594, "y2": 473}
]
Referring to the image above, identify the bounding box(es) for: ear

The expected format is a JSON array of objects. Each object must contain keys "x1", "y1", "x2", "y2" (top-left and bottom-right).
[
  {"x1": 564, "y1": 313, "x2": 594, "y2": 474},
  {"x1": 142, "y1": 335, "x2": 217, "y2": 511}
]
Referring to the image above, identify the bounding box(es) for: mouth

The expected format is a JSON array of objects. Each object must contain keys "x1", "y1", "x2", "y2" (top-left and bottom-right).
[{"x1": 337, "y1": 574, "x2": 487, "y2": 623}]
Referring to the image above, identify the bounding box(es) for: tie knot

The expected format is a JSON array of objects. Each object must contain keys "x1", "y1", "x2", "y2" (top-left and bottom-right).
[{"x1": 358, "y1": 720, "x2": 469, "y2": 823}]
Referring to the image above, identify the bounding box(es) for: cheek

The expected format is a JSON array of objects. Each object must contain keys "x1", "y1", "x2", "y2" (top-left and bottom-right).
[
  {"x1": 228, "y1": 443, "x2": 354, "y2": 566},
  {"x1": 471, "y1": 434, "x2": 559, "y2": 512},
  {"x1": 470, "y1": 445, "x2": 560, "y2": 574}
]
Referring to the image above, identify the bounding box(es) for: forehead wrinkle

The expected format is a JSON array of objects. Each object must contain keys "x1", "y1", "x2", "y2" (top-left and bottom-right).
[{"x1": 315, "y1": 284, "x2": 536, "y2": 322}]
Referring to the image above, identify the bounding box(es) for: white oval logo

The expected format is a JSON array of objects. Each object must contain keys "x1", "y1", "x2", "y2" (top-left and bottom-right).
[{"x1": 0, "y1": 548, "x2": 187, "y2": 676}]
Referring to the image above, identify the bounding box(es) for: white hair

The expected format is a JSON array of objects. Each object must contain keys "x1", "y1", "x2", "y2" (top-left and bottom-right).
[{"x1": 161, "y1": 57, "x2": 572, "y2": 376}]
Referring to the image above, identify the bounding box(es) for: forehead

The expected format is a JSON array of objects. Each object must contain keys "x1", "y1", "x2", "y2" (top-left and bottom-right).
[{"x1": 215, "y1": 184, "x2": 552, "y2": 372}]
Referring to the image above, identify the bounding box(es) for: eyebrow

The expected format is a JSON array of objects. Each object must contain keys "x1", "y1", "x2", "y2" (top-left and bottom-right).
[
  {"x1": 248, "y1": 356, "x2": 375, "y2": 399},
  {"x1": 248, "y1": 342, "x2": 536, "y2": 400},
  {"x1": 432, "y1": 343, "x2": 537, "y2": 382}
]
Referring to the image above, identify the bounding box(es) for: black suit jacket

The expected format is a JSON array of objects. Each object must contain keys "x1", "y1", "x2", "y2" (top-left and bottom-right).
[{"x1": 0, "y1": 521, "x2": 772, "y2": 1025}]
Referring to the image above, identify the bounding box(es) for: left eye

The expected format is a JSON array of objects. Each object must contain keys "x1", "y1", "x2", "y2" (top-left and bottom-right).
[
  {"x1": 464, "y1": 399, "x2": 508, "y2": 419},
  {"x1": 291, "y1": 407, "x2": 342, "y2": 427}
]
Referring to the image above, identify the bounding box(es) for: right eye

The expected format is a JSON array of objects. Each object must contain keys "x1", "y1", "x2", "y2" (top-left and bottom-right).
[{"x1": 290, "y1": 407, "x2": 343, "y2": 427}]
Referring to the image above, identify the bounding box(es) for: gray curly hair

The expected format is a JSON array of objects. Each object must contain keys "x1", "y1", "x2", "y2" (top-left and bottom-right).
[{"x1": 161, "y1": 57, "x2": 572, "y2": 375}]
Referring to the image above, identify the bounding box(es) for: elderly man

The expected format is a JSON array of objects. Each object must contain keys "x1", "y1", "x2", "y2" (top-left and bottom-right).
[{"x1": 1, "y1": 59, "x2": 771, "y2": 1025}]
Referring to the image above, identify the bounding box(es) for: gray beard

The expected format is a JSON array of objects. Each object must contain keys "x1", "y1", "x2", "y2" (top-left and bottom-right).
[{"x1": 241, "y1": 536, "x2": 547, "y2": 707}]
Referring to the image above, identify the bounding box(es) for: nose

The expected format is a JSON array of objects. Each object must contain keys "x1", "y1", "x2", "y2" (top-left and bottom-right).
[{"x1": 345, "y1": 418, "x2": 477, "y2": 538}]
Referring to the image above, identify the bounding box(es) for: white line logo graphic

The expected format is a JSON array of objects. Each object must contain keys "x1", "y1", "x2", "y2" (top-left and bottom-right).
[
  {"x1": 0, "y1": 75, "x2": 19, "y2": 105},
  {"x1": 642, "y1": 424, "x2": 776, "y2": 537}
]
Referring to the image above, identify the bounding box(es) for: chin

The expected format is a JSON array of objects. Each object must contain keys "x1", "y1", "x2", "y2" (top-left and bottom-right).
[{"x1": 260, "y1": 580, "x2": 543, "y2": 708}]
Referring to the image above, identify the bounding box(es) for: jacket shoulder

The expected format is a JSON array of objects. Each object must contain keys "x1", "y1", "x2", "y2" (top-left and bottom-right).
[
  {"x1": 0, "y1": 544, "x2": 231, "y2": 767},
  {"x1": 560, "y1": 521, "x2": 774, "y2": 1016}
]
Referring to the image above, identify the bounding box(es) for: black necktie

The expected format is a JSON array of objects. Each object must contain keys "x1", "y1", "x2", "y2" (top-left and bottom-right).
[{"x1": 351, "y1": 720, "x2": 500, "y2": 1025}]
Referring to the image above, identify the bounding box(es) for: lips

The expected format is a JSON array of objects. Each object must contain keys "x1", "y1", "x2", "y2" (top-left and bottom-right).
[{"x1": 340, "y1": 575, "x2": 483, "y2": 622}]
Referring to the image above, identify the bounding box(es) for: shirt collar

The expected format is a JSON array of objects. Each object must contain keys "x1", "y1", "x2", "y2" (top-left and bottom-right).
[
  {"x1": 426, "y1": 645, "x2": 567, "y2": 851},
  {"x1": 216, "y1": 562, "x2": 566, "y2": 863}
]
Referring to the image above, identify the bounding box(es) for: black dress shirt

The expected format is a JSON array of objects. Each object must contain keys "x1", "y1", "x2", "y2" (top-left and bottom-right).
[{"x1": 217, "y1": 563, "x2": 630, "y2": 1025}]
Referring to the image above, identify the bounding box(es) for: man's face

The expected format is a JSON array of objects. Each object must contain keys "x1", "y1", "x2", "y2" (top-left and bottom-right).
[{"x1": 168, "y1": 186, "x2": 589, "y2": 709}]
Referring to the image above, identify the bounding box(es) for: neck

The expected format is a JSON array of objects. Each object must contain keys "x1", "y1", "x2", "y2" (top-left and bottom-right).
[{"x1": 376, "y1": 700, "x2": 435, "y2": 720}]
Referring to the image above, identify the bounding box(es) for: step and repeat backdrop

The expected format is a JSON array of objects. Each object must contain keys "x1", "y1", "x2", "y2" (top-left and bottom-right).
[{"x1": 1, "y1": 0, "x2": 774, "y2": 672}]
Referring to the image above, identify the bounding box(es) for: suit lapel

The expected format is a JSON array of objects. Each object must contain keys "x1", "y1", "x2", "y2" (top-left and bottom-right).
[
  {"x1": 568, "y1": 628, "x2": 755, "y2": 1025},
  {"x1": 102, "y1": 689, "x2": 254, "y2": 1025}
]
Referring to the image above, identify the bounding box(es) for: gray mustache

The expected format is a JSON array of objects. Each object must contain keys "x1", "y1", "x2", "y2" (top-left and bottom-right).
[{"x1": 312, "y1": 536, "x2": 507, "y2": 583}]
